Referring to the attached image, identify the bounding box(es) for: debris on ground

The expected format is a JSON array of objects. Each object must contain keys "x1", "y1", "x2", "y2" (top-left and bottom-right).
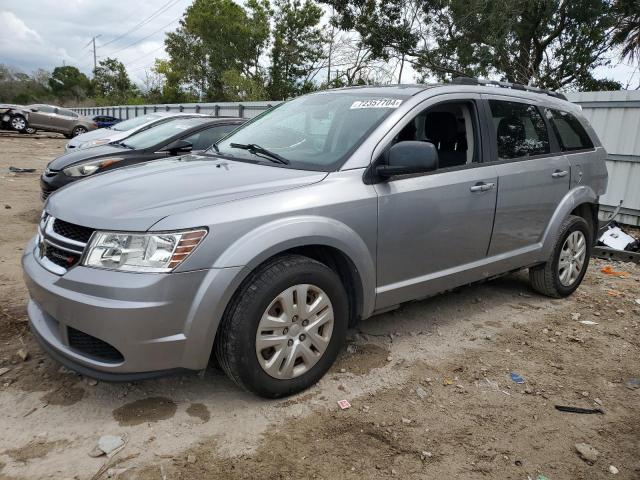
[
  {"x1": 0, "y1": 367, "x2": 10, "y2": 376},
  {"x1": 8, "y1": 166, "x2": 36, "y2": 173},
  {"x1": 625, "y1": 378, "x2": 640, "y2": 390},
  {"x1": 601, "y1": 265, "x2": 630, "y2": 276},
  {"x1": 416, "y1": 386, "x2": 428, "y2": 399},
  {"x1": 510, "y1": 372, "x2": 525, "y2": 384},
  {"x1": 88, "y1": 435, "x2": 125, "y2": 458},
  {"x1": 579, "y1": 320, "x2": 598, "y2": 325},
  {"x1": 16, "y1": 348, "x2": 29, "y2": 361},
  {"x1": 574, "y1": 442, "x2": 599, "y2": 463},
  {"x1": 555, "y1": 405, "x2": 604, "y2": 415},
  {"x1": 609, "y1": 465, "x2": 619, "y2": 474},
  {"x1": 337, "y1": 399, "x2": 351, "y2": 410}
]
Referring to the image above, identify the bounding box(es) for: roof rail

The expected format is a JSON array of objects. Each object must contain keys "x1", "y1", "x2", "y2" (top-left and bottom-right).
[{"x1": 451, "y1": 76, "x2": 567, "y2": 101}]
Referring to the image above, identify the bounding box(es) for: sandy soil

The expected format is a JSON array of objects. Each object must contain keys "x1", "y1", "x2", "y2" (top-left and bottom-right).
[{"x1": 0, "y1": 133, "x2": 638, "y2": 480}]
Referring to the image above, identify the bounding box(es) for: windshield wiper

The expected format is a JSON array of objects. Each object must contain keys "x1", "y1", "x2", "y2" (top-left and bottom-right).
[{"x1": 229, "y1": 143, "x2": 289, "y2": 165}]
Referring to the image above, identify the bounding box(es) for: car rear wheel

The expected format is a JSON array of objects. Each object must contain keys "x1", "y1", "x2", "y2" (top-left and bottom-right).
[
  {"x1": 529, "y1": 215, "x2": 591, "y2": 298},
  {"x1": 20, "y1": 126, "x2": 37, "y2": 134},
  {"x1": 10, "y1": 115, "x2": 27, "y2": 132},
  {"x1": 71, "y1": 126, "x2": 87, "y2": 137},
  {"x1": 215, "y1": 254, "x2": 348, "y2": 398}
]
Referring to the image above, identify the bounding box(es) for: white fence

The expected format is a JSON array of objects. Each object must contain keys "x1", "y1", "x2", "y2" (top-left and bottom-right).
[
  {"x1": 74, "y1": 92, "x2": 640, "y2": 226},
  {"x1": 73, "y1": 101, "x2": 280, "y2": 120}
]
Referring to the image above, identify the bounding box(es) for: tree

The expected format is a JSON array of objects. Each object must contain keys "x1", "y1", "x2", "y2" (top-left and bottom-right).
[
  {"x1": 48, "y1": 66, "x2": 92, "y2": 101},
  {"x1": 611, "y1": 0, "x2": 640, "y2": 63},
  {"x1": 92, "y1": 58, "x2": 138, "y2": 104},
  {"x1": 323, "y1": 0, "x2": 623, "y2": 91},
  {"x1": 0, "y1": 64, "x2": 53, "y2": 104},
  {"x1": 161, "y1": 0, "x2": 271, "y2": 100},
  {"x1": 268, "y1": 0, "x2": 325, "y2": 99}
]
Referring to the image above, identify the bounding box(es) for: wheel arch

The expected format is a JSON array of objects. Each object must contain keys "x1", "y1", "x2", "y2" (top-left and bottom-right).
[{"x1": 540, "y1": 186, "x2": 599, "y2": 257}]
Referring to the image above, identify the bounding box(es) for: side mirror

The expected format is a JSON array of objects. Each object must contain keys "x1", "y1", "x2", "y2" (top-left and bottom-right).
[
  {"x1": 376, "y1": 141, "x2": 439, "y2": 179},
  {"x1": 164, "y1": 139, "x2": 193, "y2": 154},
  {"x1": 30, "y1": 107, "x2": 39, "y2": 112}
]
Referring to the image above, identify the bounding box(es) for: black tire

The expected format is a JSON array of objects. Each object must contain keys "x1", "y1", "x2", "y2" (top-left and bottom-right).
[
  {"x1": 529, "y1": 215, "x2": 592, "y2": 298},
  {"x1": 10, "y1": 114, "x2": 27, "y2": 132},
  {"x1": 20, "y1": 127, "x2": 37, "y2": 134},
  {"x1": 215, "y1": 254, "x2": 348, "y2": 398},
  {"x1": 64, "y1": 133, "x2": 73, "y2": 139},
  {"x1": 71, "y1": 126, "x2": 87, "y2": 137}
]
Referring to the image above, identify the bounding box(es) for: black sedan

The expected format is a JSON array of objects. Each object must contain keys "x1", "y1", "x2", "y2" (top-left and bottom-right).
[{"x1": 41, "y1": 116, "x2": 243, "y2": 200}]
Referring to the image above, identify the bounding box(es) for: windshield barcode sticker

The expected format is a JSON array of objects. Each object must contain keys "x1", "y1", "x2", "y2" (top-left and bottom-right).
[{"x1": 350, "y1": 99, "x2": 403, "y2": 109}]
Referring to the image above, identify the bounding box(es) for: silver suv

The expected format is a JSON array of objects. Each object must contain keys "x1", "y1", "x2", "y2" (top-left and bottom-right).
[{"x1": 23, "y1": 80, "x2": 608, "y2": 397}]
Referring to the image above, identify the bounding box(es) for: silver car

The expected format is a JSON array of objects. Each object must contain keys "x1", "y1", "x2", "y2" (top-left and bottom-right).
[
  {"x1": 23, "y1": 80, "x2": 608, "y2": 397},
  {"x1": 65, "y1": 112, "x2": 202, "y2": 151}
]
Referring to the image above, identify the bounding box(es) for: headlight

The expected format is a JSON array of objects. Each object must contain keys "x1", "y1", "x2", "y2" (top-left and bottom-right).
[
  {"x1": 63, "y1": 157, "x2": 123, "y2": 177},
  {"x1": 80, "y1": 138, "x2": 110, "y2": 149},
  {"x1": 83, "y1": 229, "x2": 207, "y2": 273}
]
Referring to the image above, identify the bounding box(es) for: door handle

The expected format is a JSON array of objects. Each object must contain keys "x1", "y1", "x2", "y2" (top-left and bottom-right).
[
  {"x1": 552, "y1": 170, "x2": 568, "y2": 178},
  {"x1": 470, "y1": 182, "x2": 495, "y2": 192}
]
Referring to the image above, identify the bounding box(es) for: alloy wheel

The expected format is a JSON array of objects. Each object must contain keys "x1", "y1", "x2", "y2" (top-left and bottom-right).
[{"x1": 558, "y1": 230, "x2": 586, "y2": 286}]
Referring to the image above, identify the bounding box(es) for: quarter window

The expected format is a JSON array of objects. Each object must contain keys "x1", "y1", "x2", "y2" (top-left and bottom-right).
[
  {"x1": 545, "y1": 109, "x2": 593, "y2": 151},
  {"x1": 489, "y1": 100, "x2": 550, "y2": 159}
]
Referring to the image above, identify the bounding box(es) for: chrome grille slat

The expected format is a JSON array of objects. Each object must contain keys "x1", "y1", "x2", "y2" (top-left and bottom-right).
[{"x1": 35, "y1": 215, "x2": 95, "y2": 275}]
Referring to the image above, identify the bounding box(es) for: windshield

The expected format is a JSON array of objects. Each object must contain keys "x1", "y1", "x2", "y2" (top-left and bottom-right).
[
  {"x1": 216, "y1": 92, "x2": 409, "y2": 171},
  {"x1": 119, "y1": 117, "x2": 211, "y2": 150},
  {"x1": 111, "y1": 113, "x2": 163, "y2": 131}
]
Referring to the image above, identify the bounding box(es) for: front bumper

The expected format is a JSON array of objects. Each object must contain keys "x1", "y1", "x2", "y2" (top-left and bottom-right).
[{"x1": 22, "y1": 237, "x2": 245, "y2": 379}]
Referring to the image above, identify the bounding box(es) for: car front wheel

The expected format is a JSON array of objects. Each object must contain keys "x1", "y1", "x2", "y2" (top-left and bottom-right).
[
  {"x1": 10, "y1": 115, "x2": 27, "y2": 132},
  {"x1": 529, "y1": 215, "x2": 591, "y2": 298},
  {"x1": 215, "y1": 254, "x2": 348, "y2": 398}
]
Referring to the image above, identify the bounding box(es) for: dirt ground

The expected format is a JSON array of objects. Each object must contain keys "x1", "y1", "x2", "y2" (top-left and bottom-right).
[{"x1": 0, "y1": 133, "x2": 638, "y2": 480}]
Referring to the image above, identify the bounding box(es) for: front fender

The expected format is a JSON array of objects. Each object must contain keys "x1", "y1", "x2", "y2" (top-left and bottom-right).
[
  {"x1": 540, "y1": 185, "x2": 599, "y2": 258},
  {"x1": 213, "y1": 215, "x2": 376, "y2": 317}
]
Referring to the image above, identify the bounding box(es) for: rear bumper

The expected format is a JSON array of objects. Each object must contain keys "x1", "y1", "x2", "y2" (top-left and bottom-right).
[{"x1": 22, "y1": 238, "x2": 245, "y2": 378}]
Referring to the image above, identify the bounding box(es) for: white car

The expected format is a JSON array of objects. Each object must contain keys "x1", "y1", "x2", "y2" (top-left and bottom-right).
[{"x1": 65, "y1": 112, "x2": 206, "y2": 151}]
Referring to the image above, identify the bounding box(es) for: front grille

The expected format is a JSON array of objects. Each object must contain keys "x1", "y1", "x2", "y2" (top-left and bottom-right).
[
  {"x1": 44, "y1": 244, "x2": 80, "y2": 269},
  {"x1": 67, "y1": 327, "x2": 124, "y2": 363},
  {"x1": 52, "y1": 219, "x2": 94, "y2": 243}
]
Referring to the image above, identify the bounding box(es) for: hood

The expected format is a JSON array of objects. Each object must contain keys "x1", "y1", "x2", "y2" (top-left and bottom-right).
[
  {"x1": 48, "y1": 144, "x2": 130, "y2": 170},
  {"x1": 66, "y1": 128, "x2": 127, "y2": 148},
  {"x1": 46, "y1": 155, "x2": 328, "y2": 231}
]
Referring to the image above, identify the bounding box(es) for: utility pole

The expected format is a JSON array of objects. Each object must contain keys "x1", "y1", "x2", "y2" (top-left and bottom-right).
[
  {"x1": 83, "y1": 35, "x2": 102, "y2": 78},
  {"x1": 327, "y1": 6, "x2": 334, "y2": 85}
]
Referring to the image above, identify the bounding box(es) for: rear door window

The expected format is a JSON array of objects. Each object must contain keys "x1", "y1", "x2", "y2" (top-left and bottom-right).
[
  {"x1": 489, "y1": 100, "x2": 550, "y2": 159},
  {"x1": 545, "y1": 109, "x2": 594, "y2": 151}
]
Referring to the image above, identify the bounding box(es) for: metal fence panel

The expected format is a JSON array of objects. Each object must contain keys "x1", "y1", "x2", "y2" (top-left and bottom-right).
[{"x1": 566, "y1": 91, "x2": 640, "y2": 226}]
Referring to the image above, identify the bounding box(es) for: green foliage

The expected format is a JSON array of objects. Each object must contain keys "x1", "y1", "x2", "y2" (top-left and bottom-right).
[
  {"x1": 268, "y1": 0, "x2": 325, "y2": 100},
  {"x1": 221, "y1": 69, "x2": 268, "y2": 100},
  {"x1": 162, "y1": 0, "x2": 271, "y2": 100},
  {"x1": 0, "y1": 64, "x2": 54, "y2": 104},
  {"x1": 611, "y1": 0, "x2": 640, "y2": 62},
  {"x1": 48, "y1": 66, "x2": 92, "y2": 101},
  {"x1": 324, "y1": 0, "x2": 625, "y2": 91},
  {"x1": 92, "y1": 57, "x2": 138, "y2": 104}
]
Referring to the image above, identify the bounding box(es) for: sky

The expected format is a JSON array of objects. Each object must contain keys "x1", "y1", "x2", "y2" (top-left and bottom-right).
[{"x1": 0, "y1": 0, "x2": 638, "y2": 89}]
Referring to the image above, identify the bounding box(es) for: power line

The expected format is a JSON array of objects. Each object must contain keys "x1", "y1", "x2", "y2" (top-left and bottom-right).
[
  {"x1": 101, "y1": 17, "x2": 180, "y2": 57},
  {"x1": 99, "y1": 0, "x2": 183, "y2": 48},
  {"x1": 124, "y1": 45, "x2": 166, "y2": 67}
]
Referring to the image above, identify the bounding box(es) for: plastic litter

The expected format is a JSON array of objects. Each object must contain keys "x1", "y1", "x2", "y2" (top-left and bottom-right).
[
  {"x1": 579, "y1": 320, "x2": 598, "y2": 325},
  {"x1": 599, "y1": 223, "x2": 639, "y2": 252},
  {"x1": 510, "y1": 372, "x2": 525, "y2": 384},
  {"x1": 337, "y1": 399, "x2": 351, "y2": 410},
  {"x1": 601, "y1": 265, "x2": 629, "y2": 276}
]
